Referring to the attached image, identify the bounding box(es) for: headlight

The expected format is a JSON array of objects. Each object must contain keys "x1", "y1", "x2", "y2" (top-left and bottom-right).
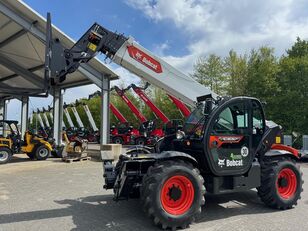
[{"x1": 176, "y1": 130, "x2": 185, "y2": 140}]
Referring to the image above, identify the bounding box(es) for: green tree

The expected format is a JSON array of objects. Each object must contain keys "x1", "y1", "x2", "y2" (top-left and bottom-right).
[
  {"x1": 224, "y1": 50, "x2": 248, "y2": 96},
  {"x1": 287, "y1": 37, "x2": 308, "y2": 58},
  {"x1": 245, "y1": 47, "x2": 279, "y2": 119},
  {"x1": 192, "y1": 54, "x2": 226, "y2": 95},
  {"x1": 273, "y1": 39, "x2": 308, "y2": 135}
]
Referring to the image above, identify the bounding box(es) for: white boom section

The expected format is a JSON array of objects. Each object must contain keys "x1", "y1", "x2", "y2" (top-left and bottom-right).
[
  {"x1": 83, "y1": 104, "x2": 98, "y2": 131},
  {"x1": 112, "y1": 37, "x2": 217, "y2": 107},
  {"x1": 49, "y1": 110, "x2": 66, "y2": 128},
  {"x1": 42, "y1": 112, "x2": 50, "y2": 127},
  {"x1": 71, "y1": 106, "x2": 84, "y2": 128},
  {"x1": 64, "y1": 108, "x2": 74, "y2": 127},
  {"x1": 49, "y1": 111, "x2": 53, "y2": 122},
  {"x1": 30, "y1": 112, "x2": 33, "y2": 124},
  {"x1": 36, "y1": 113, "x2": 45, "y2": 128},
  {"x1": 49, "y1": 110, "x2": 53, "y2": 120}
]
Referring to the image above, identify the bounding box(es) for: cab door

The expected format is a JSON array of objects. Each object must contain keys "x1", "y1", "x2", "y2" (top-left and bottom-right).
[{"x1": 204, "y1": 99, "x2": 254, "y2": 176}]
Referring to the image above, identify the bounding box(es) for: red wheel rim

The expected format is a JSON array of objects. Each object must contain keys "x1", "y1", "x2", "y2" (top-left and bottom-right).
[
  {"x1": 160, "y1": 175, "x2": 194, "y2": 216},
  {"x1": 276, "y1": 168, "x2": 297, "y2": 199}
]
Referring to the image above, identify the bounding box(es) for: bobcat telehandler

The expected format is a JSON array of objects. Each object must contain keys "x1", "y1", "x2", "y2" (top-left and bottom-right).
[
  {"x1": 44, "y1": 13, "x2": 303, "y2": 230},
  {"x1": 0, "y1": 120, "x2": 53, "y2": 164}
]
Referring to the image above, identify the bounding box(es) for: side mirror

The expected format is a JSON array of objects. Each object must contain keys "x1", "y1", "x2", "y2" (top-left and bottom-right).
[
  {"x1": 292, "y1": 131, "x2": 300, "y2": 138},
  {"x1": 204, "y1": 100, "x2": 213, "y2": 115}
]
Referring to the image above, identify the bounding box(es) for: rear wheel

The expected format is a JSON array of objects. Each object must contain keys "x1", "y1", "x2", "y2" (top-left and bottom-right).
[
  {"x1": 0, "y1": 147, "x2": 12, "y2": 164},
  {"x1": 135, "y1": 137, "x2": 146, "y2": 146},
  {"x1": 257, "y1": 157, "x2": 303, "y2": 209},
  {"x1": 112, "y1": 136, "x2": 123, "y2": 144},
  {"x1": 34, "y1": 145, "x2": 50, "y2": 160},
  {"x1": 141, "y1": 160, "x2": 205, "y2": 230}
]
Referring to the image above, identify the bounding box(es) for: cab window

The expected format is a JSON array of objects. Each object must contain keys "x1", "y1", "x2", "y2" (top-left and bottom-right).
[{"x1": 212, "y1": 102, "x2": 248, "y2": 134}]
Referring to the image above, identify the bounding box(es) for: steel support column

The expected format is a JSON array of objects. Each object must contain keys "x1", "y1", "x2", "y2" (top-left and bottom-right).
[
  {"x1": 0, "y1": 99, "x2": 6, "y2": 121},
  {"x1": 0, "y1": 99, "x2": 7, "y2": 136},
  {"x1": 100, "y1": 75, "x2": 110, "y2": 145},
  {"x1": 53, "y1": 87, "x2": 63, "y2": 145},
  {"x1": 20, "y1": 96, "x2": 29, "y2": 137}
]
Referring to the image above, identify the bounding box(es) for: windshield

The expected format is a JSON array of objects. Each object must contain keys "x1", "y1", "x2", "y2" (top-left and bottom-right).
[{"x1": 184, "y1": 103, "x2": 205, "y2": 136}]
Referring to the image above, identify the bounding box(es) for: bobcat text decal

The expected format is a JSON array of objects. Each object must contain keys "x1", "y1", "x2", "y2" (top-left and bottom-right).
[{"x1": 127, "y1": 45, "x2": 162, "y2": 73}]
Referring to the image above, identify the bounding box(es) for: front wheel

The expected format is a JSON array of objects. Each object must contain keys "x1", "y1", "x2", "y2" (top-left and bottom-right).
[
  {"x1": 0, "y1": 147, "x2": 12, "y2": 164},
  {"x1": 34, "y1": 145, "x2": 50, "y2": 160},
  {"x1": 112, "y1": 136, "x2": 123, "y2": 144},
  {"x1": 141, "y1": 160, "x2": 205, "y2": 230},
  {"x1": 257, "y1": 157, "x2": 303, "y2": 209},
  {"x1": 135, "y1": 137, "x2": 146, "y2": 146}
]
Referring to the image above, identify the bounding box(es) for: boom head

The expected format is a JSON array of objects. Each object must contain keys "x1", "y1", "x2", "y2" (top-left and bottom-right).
[
  {"x1": 88, "y1": 91, "x2": 101, "y2": 100},
  {"x1": 45, "y1": 13, "x2": 128, "y2": 83}
]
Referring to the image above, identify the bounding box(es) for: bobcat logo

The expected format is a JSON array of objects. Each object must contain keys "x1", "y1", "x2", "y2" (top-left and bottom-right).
[{"x1": 218, "y1": 158, "x2": 225, "y2": 167}]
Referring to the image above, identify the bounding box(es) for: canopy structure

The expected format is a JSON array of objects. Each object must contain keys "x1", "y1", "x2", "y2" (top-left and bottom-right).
[
  {"x1": 0, "y1": 0, "x2": 117, "y2": 145},
  {"x1": 0, "y1": 0, "x2": 118, "y2": 98}
]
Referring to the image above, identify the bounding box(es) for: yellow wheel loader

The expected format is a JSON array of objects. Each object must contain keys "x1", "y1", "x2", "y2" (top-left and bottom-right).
[{"x1": 0, "y1": 120, "x2": 53, "y2": 164}]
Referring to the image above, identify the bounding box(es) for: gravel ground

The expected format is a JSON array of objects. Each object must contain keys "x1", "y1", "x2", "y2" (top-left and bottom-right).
[{"x1": 0, "y1": 154, "x2": 307, "y2": 231}]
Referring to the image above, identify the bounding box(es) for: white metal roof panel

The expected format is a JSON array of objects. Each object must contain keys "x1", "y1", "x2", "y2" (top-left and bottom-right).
[{"x1": 0, "y1": 0, "x2": 118, "y2": 98}]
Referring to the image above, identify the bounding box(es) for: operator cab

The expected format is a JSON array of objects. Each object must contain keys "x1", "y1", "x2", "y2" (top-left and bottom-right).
[
  {"x1": 174, "y1": 96, "x2": 274, "y2": 176},
  {"x1": 0, "y1": 120, "x2": 22, "y2": 152}
]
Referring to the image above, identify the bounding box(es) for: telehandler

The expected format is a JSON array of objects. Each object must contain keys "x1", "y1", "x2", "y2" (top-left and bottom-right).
[{"x1": 44, "y1": 13, "x2": 303, "y2": 230}]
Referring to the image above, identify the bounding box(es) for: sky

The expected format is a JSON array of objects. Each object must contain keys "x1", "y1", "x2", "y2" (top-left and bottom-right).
[{"x1": 7, "y1": 0, "x2": 308, "y2": 121}]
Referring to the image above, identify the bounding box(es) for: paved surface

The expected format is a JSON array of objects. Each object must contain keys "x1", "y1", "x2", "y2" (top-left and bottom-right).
[{"x1": 0, "y1": 154, "x2": 308, "y2": 231}]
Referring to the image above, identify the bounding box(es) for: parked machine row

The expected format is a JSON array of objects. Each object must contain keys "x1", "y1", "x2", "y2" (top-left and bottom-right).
[{"x1": 30, "y1": 81, "x2": 190, "y2": 147}]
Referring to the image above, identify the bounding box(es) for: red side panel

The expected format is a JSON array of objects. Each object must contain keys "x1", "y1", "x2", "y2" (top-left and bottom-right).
[
  {"x1": 271, "y1": 144, "x2": 299, "y2": 158},
  {"x1": 168, "y1": 94, "x2": 191, "y2": 117},
  {"x1": 109, "y1": 103, "x2": 128, "y2": 123}
]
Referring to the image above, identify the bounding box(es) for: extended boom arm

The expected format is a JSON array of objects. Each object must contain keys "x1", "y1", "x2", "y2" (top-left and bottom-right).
[{"x1": 47, "y1": 14, "x2": 215, "y2": 106}]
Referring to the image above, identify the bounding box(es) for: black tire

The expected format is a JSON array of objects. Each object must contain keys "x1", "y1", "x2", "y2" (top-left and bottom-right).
[
  {"x1": 34, "y1": 145, "x2": 50, "y2": 160},
  {"x1": 0, "y1": 147, "x2": 13, "y2": 164},
  {"x1": 112, "y1": 136, "x2": 123, "y2": 144},
  {"x1": 135, "y1": 137, "x2": 146, "y2": 146},
  {"x1": 141, "y1": 160, "x2": 205, "y2": 230},
  {"x1": 257, "y1": 157, "x2": 303, "y2": 210}
]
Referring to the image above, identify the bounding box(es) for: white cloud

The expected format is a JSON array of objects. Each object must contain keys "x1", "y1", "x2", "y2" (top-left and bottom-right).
[
  {"x1": 152, "y1": 42, "x2": 170, "y2": 57},
  {"x1": 125, "y1": 0, "x2": 308, "y2": 73}
]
